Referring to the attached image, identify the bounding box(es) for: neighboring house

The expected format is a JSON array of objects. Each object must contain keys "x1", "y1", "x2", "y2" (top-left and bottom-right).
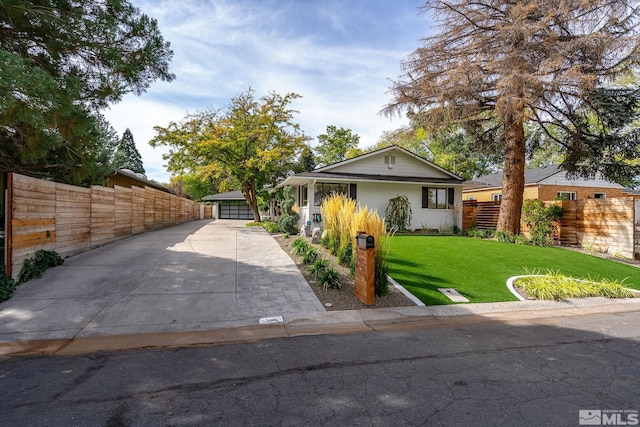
[
  {"x1": 278, "y1": 145, "x2": 483, "y2": 231},
  {"x1": 105, "y1": 169, "x2": 171, "y2": 194},
  {"x1": 202, "y1": 190, "x2": 254, "y2": 220},
  {"x1": 463, "y1": 164, "x2": 627, "y2": 202}
]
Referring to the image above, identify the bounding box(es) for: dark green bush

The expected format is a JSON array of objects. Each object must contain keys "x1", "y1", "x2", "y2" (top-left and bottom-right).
[
  {"x1": 0, "y1": 266, "x2": 16, "y2": 303},
  {"x1": 337, "y1": 242, "x2": 352, "y2": 268},
  {"x1": 327, "y1": 234, "x2": 339, "y2": 256},
  {"x1": 319, "y1": 267, "x2": 341, "y2": 290},
  {"x1": 278, "y1": 214, "x2": 300, "y2": 235},
  {"x1": 522, "y1": 200, "x2": 564, "y2": 246},
  {"x1": 495, "y1": 231, "x2": 516, "y2": 243},
  {"x1": 374, "y1": 260, "x2": 389, "y2": 296},
  {"x1": 292, "y1": 237, "x2": 310, "y2": 255},
  {"x1": 309, "y1": 259, "x2": 341, "y2": 289},
  {"x1": 278, "y1": 186, "x2": 300, "y2": 235},
  {"x1": 18, "y1": 250, "x2": 63, "y2": 284},
  {"x1": 302, "y1": 247, "x2": 319, "y2": 264}
]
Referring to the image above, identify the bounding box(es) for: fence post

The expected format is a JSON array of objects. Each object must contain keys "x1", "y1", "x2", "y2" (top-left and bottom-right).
[{"x1": 5, "y1": 173, "x2": 12, "y2": 278}]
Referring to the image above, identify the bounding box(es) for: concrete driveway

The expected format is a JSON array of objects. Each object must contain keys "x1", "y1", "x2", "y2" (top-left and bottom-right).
[{"x1": 0, "y1": 220, "x2": 324, "y2": 343}]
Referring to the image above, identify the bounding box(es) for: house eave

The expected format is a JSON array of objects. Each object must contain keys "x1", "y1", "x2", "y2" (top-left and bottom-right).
[{"x1": 279, "y1": 172, "x2": 471, "y2": 188}]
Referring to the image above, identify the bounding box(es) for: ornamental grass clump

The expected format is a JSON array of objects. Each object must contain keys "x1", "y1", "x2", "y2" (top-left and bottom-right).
[
  {"x1": 320, "y1": 193, "x2": 356, "y2": 257},
  {"x1": 350, "y1": 205, "x2": 393, "y2": 295},
  {"x1": 516, "y1": 270, "x2": 635, "y2": 300},
  {"x1": 321, "y1": 194, "x2": 393, "y2": 296}
]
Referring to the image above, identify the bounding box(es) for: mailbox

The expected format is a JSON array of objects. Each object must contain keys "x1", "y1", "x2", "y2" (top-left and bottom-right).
[
  {"x1": 354, "y1": 233, "x2": 375, "y2": 305},
  {"x1": 356, "y1": 234, "x2": 375, "y2": 249}
]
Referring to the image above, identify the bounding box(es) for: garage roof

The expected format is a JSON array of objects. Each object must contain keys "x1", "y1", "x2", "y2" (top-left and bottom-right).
[{"x1": 202, "y1": 190, "x2": 245, "y2": 201}]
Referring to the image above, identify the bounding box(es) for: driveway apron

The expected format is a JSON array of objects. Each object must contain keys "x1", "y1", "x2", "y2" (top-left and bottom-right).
[{"x1": 0, "y1": 220, "x2": 324, "y2": 342}]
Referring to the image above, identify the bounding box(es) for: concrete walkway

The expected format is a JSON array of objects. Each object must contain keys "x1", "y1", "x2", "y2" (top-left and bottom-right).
[{"x1": 0, "y1": 220, "x2": 324, "y2": 343}]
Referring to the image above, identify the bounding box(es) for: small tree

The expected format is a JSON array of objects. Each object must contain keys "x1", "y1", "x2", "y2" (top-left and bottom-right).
[
  {"x1": 151, "y1": 89, "x2": 308, "y2": 222},
  {"x1": 521, "y1": 200, "x2": 564, "y2": 246},
  {"x1": 385, "y1": 195, "x2": 412, "y2": 231}
]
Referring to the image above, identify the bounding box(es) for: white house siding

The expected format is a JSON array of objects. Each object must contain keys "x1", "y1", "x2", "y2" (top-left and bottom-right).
[
  {"x1": 355, "y1": 182, "x2": 462, "y2": 230},
  {"x1": 326, "y1": 151, "x2": 453, "y2": 179}
]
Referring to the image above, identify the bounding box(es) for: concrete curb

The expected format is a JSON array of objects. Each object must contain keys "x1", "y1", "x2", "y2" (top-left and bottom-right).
[{"x1": 2, "y1": 297, "x2": 640, "y2": 357}]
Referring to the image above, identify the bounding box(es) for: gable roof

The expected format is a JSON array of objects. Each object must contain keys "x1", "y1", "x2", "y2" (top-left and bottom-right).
[
  {"x1": 473, "y1": 164, "x2": 564, "y2": 188},
  {"x1": 202, "y1": 190, "x2": 245, "y2": 201},
  {"x1": 106, "y1": 169, "x2": 171, "y2": 193},
  {"x1": 315, "y1": 145, "x2": 464, "y2": 181}
]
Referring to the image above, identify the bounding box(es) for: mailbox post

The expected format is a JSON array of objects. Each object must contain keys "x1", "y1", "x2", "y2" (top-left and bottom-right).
[{"x1": 355, "y1": 232, "x2": 375, "y2": 305}]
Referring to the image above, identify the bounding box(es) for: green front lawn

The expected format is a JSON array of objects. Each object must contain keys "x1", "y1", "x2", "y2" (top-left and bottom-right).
[{"x1": 388, "y1": 236, "x2": 640, "y2": 305}]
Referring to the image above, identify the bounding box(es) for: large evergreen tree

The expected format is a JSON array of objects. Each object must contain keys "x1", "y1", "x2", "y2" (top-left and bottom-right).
[
  {"x1": 114, "y1": 128, "x2": 145, "y2": 174},
  {"x1": 0, "y1": 0, "x2": 173, "y2": 184},
  {"x1": 385, "y1": 0, "x2": 640, "y2": 234}
]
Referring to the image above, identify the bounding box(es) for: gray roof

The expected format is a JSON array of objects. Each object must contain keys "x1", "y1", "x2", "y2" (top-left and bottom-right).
[
  {"x1": 202, "y1": 190, "x2": 245, "y2": 201},
  {"x1": 475, "y1": 164, "x2": 563, "y2": 187}
]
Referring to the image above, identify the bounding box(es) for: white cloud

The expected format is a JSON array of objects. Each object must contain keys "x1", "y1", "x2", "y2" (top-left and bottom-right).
[{"x1": 102, "y1": 0, "x2": 427, "y2": 182}]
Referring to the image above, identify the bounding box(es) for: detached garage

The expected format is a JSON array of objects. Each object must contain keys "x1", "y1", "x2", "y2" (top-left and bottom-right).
[{"x1": 202, "y1": 190, "x2": 254, "y2": 220}]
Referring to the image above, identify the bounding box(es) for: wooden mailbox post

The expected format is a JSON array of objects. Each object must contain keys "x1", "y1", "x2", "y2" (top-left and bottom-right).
[{"x1": 354, "y1": 232, "x2": 375, "y2": 305}]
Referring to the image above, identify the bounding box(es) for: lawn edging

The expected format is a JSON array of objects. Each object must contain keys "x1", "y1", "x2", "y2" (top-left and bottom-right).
[
  {"x1": 387, "y1": 276, "x2": 426, "y2": 307},
  {"x1": 506, "y1": 275, "x2": 534, "y2": 301}
]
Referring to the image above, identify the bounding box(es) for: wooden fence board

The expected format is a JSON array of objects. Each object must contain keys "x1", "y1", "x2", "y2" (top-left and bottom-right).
[{"x1": 6, "y1": 173, "x2": 202, "y2": 278}]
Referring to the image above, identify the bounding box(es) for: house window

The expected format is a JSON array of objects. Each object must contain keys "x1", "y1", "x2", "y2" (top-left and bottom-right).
[
  {"x1": 314, "y1": 183, "x2": 355, "y2": 206},
  {"x1": 594, "y1": 192, "x2": 606, "y2": 199},
  {"x1": 384, "y1": 155, "x2": 396, "y2": 165},
  {"x1": 557, "y1": 191, "x2": 576, "y2": 201},
  {"x1": 492, "y1": 193, "x2": 502, "y2": 202},
  {"x1": 422, "y1": 187, "x2": 455, "y2": 209},
  {"x1": 299, "y1": 184, "x2": 308, "y2": 206}
]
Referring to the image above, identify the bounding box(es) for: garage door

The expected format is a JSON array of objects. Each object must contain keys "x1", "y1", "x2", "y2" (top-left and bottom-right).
[{"x1": 219, "y1": 201, "x2": 254, "y2": 220}]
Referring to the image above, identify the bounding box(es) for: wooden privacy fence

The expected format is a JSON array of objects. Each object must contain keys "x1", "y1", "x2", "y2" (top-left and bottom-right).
[
  {"x1": 463, "y1": 197, "x2": 638, "y2": 259},
  {"x1": 6, "y1": 173, "x2": 204, "y2": 279}
]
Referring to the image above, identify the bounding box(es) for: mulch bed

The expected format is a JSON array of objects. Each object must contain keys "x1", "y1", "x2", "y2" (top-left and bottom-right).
[{"x1": 272, "y1": 233, "x2": 416, "y2": 311}]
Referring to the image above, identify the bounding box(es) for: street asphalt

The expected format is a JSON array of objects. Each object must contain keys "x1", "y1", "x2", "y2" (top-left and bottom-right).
[{"x1": 1, "y1": 219, "x2": 640, "y2": 357}]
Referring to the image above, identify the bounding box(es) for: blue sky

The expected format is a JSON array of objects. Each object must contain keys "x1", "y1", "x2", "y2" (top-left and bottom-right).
[{"x1": 103, "y1": 0, "x2": 432, "y2": 182}]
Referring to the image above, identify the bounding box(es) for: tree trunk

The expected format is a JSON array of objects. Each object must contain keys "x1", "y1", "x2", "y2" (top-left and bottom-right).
[
  {"x1": 496, "y1": 114, "x2": 526, "y2": 235},
  {"x1": 243, "y1": 180, "x2": 261, "y2": 222}
]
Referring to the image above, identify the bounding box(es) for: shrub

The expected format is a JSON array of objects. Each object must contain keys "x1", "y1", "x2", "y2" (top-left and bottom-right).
[
  {"x1": 247, "y1": 220, "x2": 280, "y2": 233},
  {"x1": 302, "y1": 247, "x2": 319, "y2": 264},
  {"x1": 18, "y1": 250, "x2": 63, "y2": 284},
  {"x1": 309, "y1": 259, "x2": 341, "y2": 289},
  {"x1": 385, "y1": 195, "x2": 412, "y2": 231},
  {"x1": 318, "y1": 267, "x2": 341, "y2": 290},
  {"x1": 374, "y1": 261, "x2": 389, "y2": 296},
  {"x1": 278, "y1": 186, "x2": 300, "y2": 235},
  {"x1": 278, "y1": 215, "x2": 299, "y2": 235},
  {"x1": 0, "y1": 266, "x2": 16, "y2": 303},
  {"x1": 514, "y1": 234, "x2": 530, "y2": 245},
  {"x1": 495, "y1": 231, "x2": 516, "y2": 243},
  {"x1": 310, "y1": 259, "x2": 330, "y2": 276},
  {"x1": 337, "y1": 242, "x2": 352, "y2": 268},
  {"x1": 292, "y1": 237, "x2": 310, "y2": 255},
  {"x1": 521, "y1": 200, "x2": 564, "y2": 246}
]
